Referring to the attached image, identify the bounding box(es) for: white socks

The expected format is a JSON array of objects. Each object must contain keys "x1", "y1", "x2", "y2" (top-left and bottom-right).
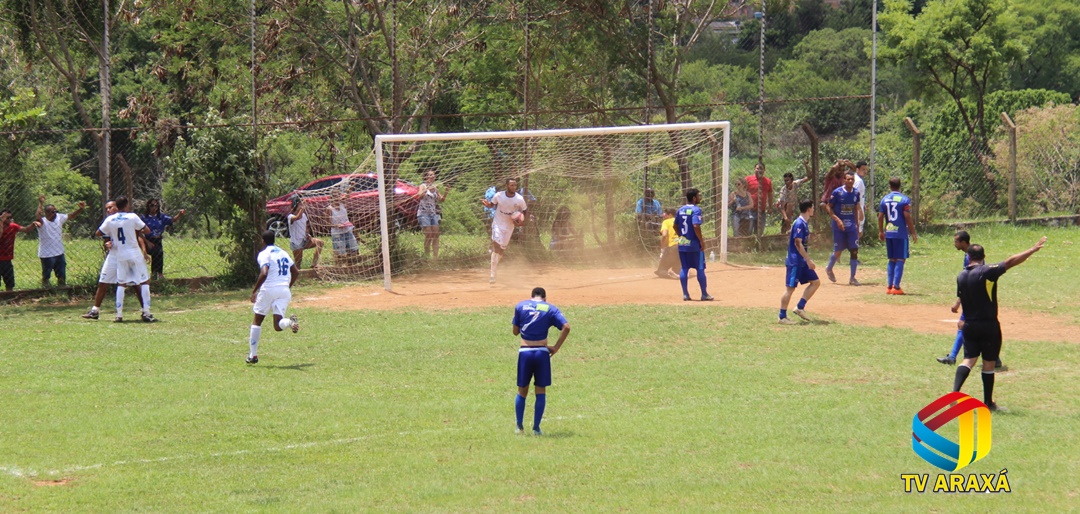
[
  {"x1": 490, "y1": 252, "x2": 501, "y2": 279},
  {"x1": 116, "y1": 287, "x2": 125, "y2": 317},
  {"x1": 278, "y1": 317, "x2": 293, "y2": 330},
  {"x1": 141, "y1": 284, "x2": 151, "y2": 314},
  {"x1": 249, "y1": 325, "x2": 261, "y2": 358}
]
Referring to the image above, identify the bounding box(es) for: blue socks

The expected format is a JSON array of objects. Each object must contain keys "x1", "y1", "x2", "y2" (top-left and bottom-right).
[
  {"x1": 827, "y1": 254, "x2": 837, "y2": 271},
  {"x1": 894, "y1": 260, "x2": 906, "y2": 288},
  {"x1": 779, "y1": 309, "x2": 787, "y2": 319},
  {"x1": 949, "y1": 331, "x2": 964, "y2": 359},
  {"x1": 849, "y1": 258, "x2": 858, "y2": 279},
  {"x1": 697, "y1": 272, "x2": 708, "y2": 298},
  {"x1": 797, "y1": 298, "x2": 807, "y2": 310},
  {"x1": 679, "y1": 268, "x2": 690, "y2": 297},
  {"x1": 533, "y1": 394, "x2": 546, "y2": 432},
  {"x1": 887, "y1": 261, "x2": 896, "y2": 287},
  {"x1": 515, "y1": 394, "x2": 526, "y2": 430}
]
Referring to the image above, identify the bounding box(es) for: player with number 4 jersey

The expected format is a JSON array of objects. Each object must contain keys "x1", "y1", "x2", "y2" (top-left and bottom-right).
[
  {"x1": 246, "y1": 230, "x2": 301, "y2": 364},
  {"x1": 877, "y1": 177, "x2": 917, "y2": 294},
  {"x1": 96, "y1": 196, "x2": 157, "y2": 322}
]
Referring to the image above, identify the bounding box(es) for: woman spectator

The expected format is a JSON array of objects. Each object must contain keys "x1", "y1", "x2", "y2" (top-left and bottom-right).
[
  {"x1": 820, "y1": 159, "x2": 855, "y2": 209},
  {"x1": 141, "y1": 199, "x2": 185, "y2": 280},
  {"x1": 414, "y1": 169, "x2": 447, "y2": 259},
  {"x1": 729, "y1": 177, "x2": 754, "y2": 237},
  {"x1": 288, "y1": 196, "x2": 322, "y2": 269}
]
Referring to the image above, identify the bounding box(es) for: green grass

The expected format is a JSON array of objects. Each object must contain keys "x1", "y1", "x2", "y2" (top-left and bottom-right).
[
  {"x1": 728, "y1": 224, "x2": 1080, "y2": 325},
  {"x1": 2, "y1": 288, "x2": 1078, "y2": 512}
]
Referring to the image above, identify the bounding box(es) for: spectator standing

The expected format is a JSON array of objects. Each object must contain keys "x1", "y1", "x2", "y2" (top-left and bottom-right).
[
  {"x1": 777, "y1": 164, "x2": 811, "y2": 234},
  {"x1": 854, "y1": 160, "x2": 869, "y2": 233},
  {"x1": 35, "y1": 194, "x2": 85, "y2": 288},
  {"x1": 635, "y1": 187, "x2": 663, "y2": 231},
  {"x1": 819, "y1": 160, "x2": 854, "y2": 209},
  {"x1": 729, "y1": 177, "x2": 754, "y2": 237},
  {"x1": 414, "y1": 169, "x2": 447, "y2": 259},
  {"x1": 328, "y1": 193, "x2": 359, "y2": 265},
  {"x1": 141, "y1": 198, "x2": 186, "y2": 280},
  {"x1": 0, "y1": 209, "x2": 41, "y2": 291},
  {"x1": 288, "y1": 197, "x2": 322, "y2": 269},
  {"x1": 746, "y1": 163, "x2": 774, "y2": 236}
]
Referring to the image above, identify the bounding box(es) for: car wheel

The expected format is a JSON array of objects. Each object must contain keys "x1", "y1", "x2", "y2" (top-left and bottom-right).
[{"x1": 267, "y1": 216, "x2": 289, "y2": 238}]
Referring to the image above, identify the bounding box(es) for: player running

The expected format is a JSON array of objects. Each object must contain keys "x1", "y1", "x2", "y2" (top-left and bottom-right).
[
  {"x1": 779, "y1": 200, "x2": 820, "y2": 324},
  {"x1": 937, "y1": 231, "x2": 1003, "y2": 369},
  {"x1": 96, "y1": 196, "x2": 156, "y2": 322},
  {"x1": 952, "y1": 237, "x2": 1046, "y2": 411},
  {"x1": 878, "y1": 177, "x2": 917, "y2": 294},
  {"x1": 824, "y1": 171, "x2": 863, "y2": 285},
  {"x1": 246, "y1": 230, "x2": 301, "y2": 364},
  {"x1": 675, "y1": 188, "x2": 713, "y2": 301},
  {"x1": 481, "y1": 178, "x2": 527, "y2": 285},
  {"x1": 512, "y1": 287, "x2": 570, "y2": 436}
]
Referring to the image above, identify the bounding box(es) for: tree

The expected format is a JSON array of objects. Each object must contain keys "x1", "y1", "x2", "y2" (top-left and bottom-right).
[
  {"x1": 1011, "y1": 0, "x2": 1080, "y2": 100},
  {"x1": 992, "y1": 103, "x2": 1080, "y2": 215},
  {"x1": 880, "y1": 0, "x2": 1027, "y2": 204}
]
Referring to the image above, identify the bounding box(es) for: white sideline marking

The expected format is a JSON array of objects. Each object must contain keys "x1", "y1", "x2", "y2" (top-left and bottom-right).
[{"x1": 2, "y1": 428, "x2": 460, "y2": 479}]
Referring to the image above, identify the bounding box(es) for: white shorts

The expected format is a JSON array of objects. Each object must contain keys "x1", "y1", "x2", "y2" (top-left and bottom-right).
[
  {"x1": 98, "y1": 253, "x2": 117, "y2": 284},
  {"x1": 491, "y1": 223, "x2": 513, "y2": 250},
  {"x1": 253, "y1": 286, "x2": 292, "y2": 317},
  {"x1": 116, "y1": 254, "x2": 150, "y2": 286}
]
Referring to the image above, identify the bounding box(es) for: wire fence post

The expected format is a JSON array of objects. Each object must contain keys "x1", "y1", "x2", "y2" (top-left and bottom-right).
[
  {"x1": 1001, "y1": 112, "x2": 1018, "y2": 223},
  {"x1": 904, "y1": 117, "x2": 921, "y2": 226}
]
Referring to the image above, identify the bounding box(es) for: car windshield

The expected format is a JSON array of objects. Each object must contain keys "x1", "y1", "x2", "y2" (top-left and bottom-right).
[
  {"x1": 349, "y1": 177, "x2": 379, "y2": 192},
  {"x1": 304, "y1": 178, "x2": 342, "y2": 191}
]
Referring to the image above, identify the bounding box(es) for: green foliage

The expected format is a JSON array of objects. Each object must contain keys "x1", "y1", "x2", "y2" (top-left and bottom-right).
[
  {"x1": 166, "y1": 112, "x2": 265, "y2": 284},
  {"x1": 991, "y1": 103, "x2": 1080, "y2": 215},
  {"x1": 1012, "y1": 0, "x2": 1080, "y2": 100}
]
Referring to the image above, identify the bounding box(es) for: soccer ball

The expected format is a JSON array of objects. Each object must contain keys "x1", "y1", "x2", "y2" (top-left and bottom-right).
[{"x1": 511, "y1": 212, "x2": 525, "y2": 226}]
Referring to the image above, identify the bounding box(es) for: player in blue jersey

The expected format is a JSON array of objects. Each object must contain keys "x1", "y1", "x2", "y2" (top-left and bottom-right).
[
  {"x1": 824, "y1": 171, "x2": 864, "y2": 285},
  {"x1": 877, "y1": 177, "x2": 918, "y2": 294},
  {"x1": 674, "y1": 188, "x2": 714, "y2": 301},
  {"x1": 937, "y1": 231, "x2": 1003, "y2": 369},
  {"x1": 512, "y1": 287, "x2": 571, "y2": 436},
  {"x1": 779, "y1": 200, "x2": 821, "y2": 324}
]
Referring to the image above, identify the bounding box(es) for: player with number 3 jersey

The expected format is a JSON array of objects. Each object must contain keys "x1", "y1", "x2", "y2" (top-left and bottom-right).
[
  {"x1": 247, "y1": 230, "x2": 301, "y2": 364},
  {"x1": 674, "y1": 188, "x2": 713, "y2": 301}
]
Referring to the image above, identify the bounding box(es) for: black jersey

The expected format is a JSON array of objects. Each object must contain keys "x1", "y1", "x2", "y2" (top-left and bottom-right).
[{"x1": 956, "y1": 262, "x2": 1008, "y2": 322}]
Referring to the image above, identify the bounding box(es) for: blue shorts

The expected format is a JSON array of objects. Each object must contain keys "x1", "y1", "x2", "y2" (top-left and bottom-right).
[
  {"x1": 885, "y1": 237, "x2": 909, "y2": 260},
  {"x1": 832, "y1": 226, "x2": 859, "y2": 251},
  {"x1": 418, "y1": 214, "x2": 440, "y2": 228},
  {"x1": 517, "y1": 347, "x2": 552, "y2": 388},
  {"x1": 331, "y1": 232, "x2": 359, "y2": 254},
  {"x1": 678, "y1": 250, "x2": 705, "y2": 271},
  {"x1": 785, "y1": 264, "x2": 819, "y2": 288}
]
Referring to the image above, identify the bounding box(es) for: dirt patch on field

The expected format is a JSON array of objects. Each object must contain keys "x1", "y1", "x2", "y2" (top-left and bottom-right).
[{"x1": 301, "y1": 262, "x2": 1074, "y2": 343}]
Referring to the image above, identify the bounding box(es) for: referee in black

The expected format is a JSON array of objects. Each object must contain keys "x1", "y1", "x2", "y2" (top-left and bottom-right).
[{"x1": 953, "y1": 236, "x2": 1047, "y2": 412}]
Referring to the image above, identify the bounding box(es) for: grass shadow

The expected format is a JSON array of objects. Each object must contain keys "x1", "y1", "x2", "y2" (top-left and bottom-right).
[{"x1": 259, "y1": 363, "x2": 316, "y2": 371}]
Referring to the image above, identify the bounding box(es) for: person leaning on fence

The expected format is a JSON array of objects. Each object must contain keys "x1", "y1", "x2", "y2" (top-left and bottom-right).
[
  {"x1": 415, "y1": 169, "x2": 447, "y2": 260},
  {"x1": 1, "y1": 209, "x2": 41, "y2": 291},
  {"x1": 729, "y1": 177, "x2": 754, "y2": 237},
  {"x1": 819, "y1": 159, "x2": 854, "y2": 210},
  {"x1": 288, "y1": 196, "x2": 322, "y2": 269},
  {"x1": 777, "y1": 162, "x2": 811, "y2": 235},
  {"x1": 328, "y1": 192, "x2": 359, "y2": 264},
  {"x1": 141, "y1": 198, "x2": 186, "y2": 281},
  {"x1": 35, "y1": 194, "x2": 86, "y2": 288},
  {"x1": 635, "y1": 188, "x2": 663, "y2": 231}
]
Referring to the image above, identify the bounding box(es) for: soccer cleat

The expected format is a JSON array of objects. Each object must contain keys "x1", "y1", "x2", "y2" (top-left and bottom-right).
[
  {"x1": 825, "y1": 268, "x2": 836, "y2": 282},
  {"x1": 489, "y1": 277, "x2": 496, "y2": 285},
  {"x1": 289, "y1": 314, "x2": 299, "y2": 334},
  {"x1": 936, "y1": 355, "x2": 956, "y2": 365},
  {"x1": 987, "y1": 402, "x2": 1004, "y2": 413},
  {"x1": 777, "y1": 317, "x2": 798, "y2": 325},
  {"x1": 891, "y1": 288, "x2": 905, "y2": 295},
  {"x1": 141, "y1": 313, "x2": 159, "y2": 323},
  {"x1": 995, "y1": 361, "x2": 1007, "y2": 371},
  {"x1": 701, "y1": 295, "x2": 715, "y2": 301},
  {"x1": 515, "y1": 428, "x2": 524, "y2": 435},
  {"x1": 246, "y1": 356, "x2": 259, "y2": 364},
  {"x1": 792, "y1": 308, "x2": 810, "y2": 321},
  {"x1": 82, "y1": 309, "x2": 99, "y2": 320},
  {"x1": 683, "y1": 295, "x2": 691, "y2": 301},
  {"x1": 849, "y1": 278, "x2": 861, "y2": 286},
  {"x1": 114, "y1": 316, "x2": 123, "y2": 323},
  {"x1": 886, "y1": 287, "x2": 895, "y2": 295},
  {"x1": 532, "y1": 429, "x2": 543, "y2": 436}
]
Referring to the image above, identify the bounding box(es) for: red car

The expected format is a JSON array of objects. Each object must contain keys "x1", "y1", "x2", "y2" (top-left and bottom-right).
[{"x1": 265, "y1": 173, "x2": 421, "y2": 237}]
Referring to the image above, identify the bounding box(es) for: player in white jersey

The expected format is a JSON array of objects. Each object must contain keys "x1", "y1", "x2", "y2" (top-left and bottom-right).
[
  {"x1": 246, "y1": 230, "x2": 301, "y2": 364},
  {"x1": 96, "y1": 196, "x2": 157, "y2": 322},
  {"x1": 82, "y1": 201, "x2": 144, "y2": 320},
  {"x1": 480, "y1": 178, "x2": 528, "y2": 284}
]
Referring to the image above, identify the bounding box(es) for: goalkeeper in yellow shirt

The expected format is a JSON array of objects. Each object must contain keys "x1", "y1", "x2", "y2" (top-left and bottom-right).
[{"x1": 654, "y1": 208, "x2": 679, "y2": 279}]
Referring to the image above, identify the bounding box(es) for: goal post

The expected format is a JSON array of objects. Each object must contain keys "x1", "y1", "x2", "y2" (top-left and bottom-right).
[{"x1": 374, "y1": 121, "x2": 731, "y2": 291}]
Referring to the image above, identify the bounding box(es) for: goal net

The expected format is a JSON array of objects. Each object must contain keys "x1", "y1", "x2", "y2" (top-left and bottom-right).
[{"x1": 286, "y1": 122, "x2": 731, "y2": 289}]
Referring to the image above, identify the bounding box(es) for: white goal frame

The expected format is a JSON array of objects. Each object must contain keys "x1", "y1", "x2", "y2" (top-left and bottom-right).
[{"x1": 374, "y1": 121, "x2": 731, "y2": 291}]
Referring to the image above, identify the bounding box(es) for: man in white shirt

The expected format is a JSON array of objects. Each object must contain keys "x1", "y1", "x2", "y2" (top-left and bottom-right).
[
  {"x1": 288, "y1": 197, "x2": 322, "y2": 268},
  {"x1": 480, "y1": 178, "x2": 528, "y2": 285},
  {"x1": 247, "y1": 230, "x2": 301, "y2": 364},
  {"x1": 35, "y1": 194, "x2": 85, "y2": 288},
  {"x1": 854, "y1": 160, "x2": 868, "y2": 233},
  {"x1": 97, "y1": 196, "x2": 156, "y2": 322}
]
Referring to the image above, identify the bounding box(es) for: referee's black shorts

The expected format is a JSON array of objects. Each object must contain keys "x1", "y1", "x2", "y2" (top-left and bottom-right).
[{"x1": 961, "y1": 320, "x2": 1002, "y2": 362}]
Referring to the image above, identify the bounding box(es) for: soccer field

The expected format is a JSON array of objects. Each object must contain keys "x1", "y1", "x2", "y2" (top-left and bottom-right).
[{"x1": 2, "y1": 226, "x2": 1078, "y2": 511}]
